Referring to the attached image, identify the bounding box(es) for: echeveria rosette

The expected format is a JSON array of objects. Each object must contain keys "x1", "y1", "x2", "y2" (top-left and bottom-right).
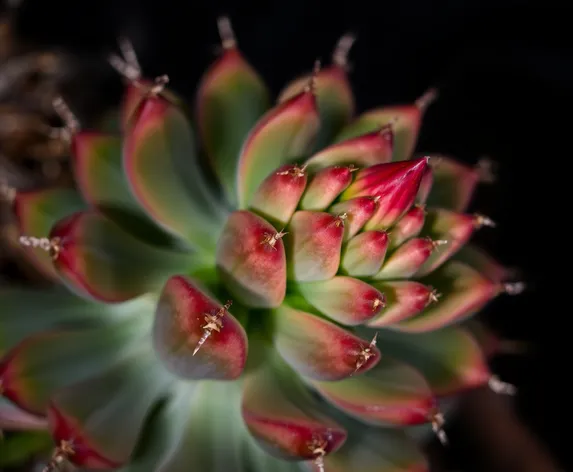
[{"x1": 0, "y1": 17, "x2": 524, "y2": 472}]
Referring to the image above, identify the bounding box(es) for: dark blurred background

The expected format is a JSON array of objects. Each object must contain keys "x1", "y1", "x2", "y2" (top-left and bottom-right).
[{"x1": 1, "y1": 0, "x2": 569, "y2": 470}]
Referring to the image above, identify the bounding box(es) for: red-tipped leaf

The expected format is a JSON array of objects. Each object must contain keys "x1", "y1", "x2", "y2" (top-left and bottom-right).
[
  {"x1": 329, "y1": 197, "x2": 379, "y2": 241},
  {"x1": 340, "y1": 231, "x2": 389, "y2": 277},
  {"x1": 300, "y1": 165, "x2": 354, "y2": 210}
]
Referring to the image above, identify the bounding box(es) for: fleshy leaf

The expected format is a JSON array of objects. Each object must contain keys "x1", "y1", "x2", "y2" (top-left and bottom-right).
[
  {"x1": 316, "y1": 425, "x2": 428, "y2": 472},
  {"x1": 329, "y1": 197, "x2": 378, "y2": 241},
  {"x1": 300, "y1": 165, "x2": 354, "y2": 210},
  {"x1": 153, "y1": 275, "x2": 248, "y2": 380},
  {"x1": 278, "y1": 36, "x2": 355, "y2": 150},
  {"x1": 13, "y1": 188, "x2": 85, "y2": 281},
  {"x1": 335, "y1": 90, "x2": 437, "y2": 162},
  {"x1": 341, "y1": 158, "x2": 429, "y2": 230},
  {"x1": 286, "y1": 211, "x2": 344, "y2": 282},
  {"x1": 305, "y1": 128, "x2": 393, "y2": 171},
  {"x1": 237, "y1": 87, "x2": 319, "y2": 208},
  {"x1": 50, "y1": 210, "x2": 193, "y2": 303},
  {"x1": 0, "y1": 287, "x2": 143, "y2": 356},
  {"x1": 425, "y1": 155, "x2": 484, "y2": 212},
  {"x1": 366, "y1": 281, "x2": 435, "y2": 328},
  {"x1": 273, "y1": 304, "x2": 380, "y2": 381},
  {"x1": 124, "y1": 94, "x2": 227, "y2": 250},
  {"x1": 396, "y1": 261, "x2": 500, "y2": 332},
  {"x1": 197, "y1": 41, "x2": 270, "y2": 206},
  {"x1": 217, "y1": 210, "x2": 287, "y2": 308},
  {"x1": 373, "y1": 237, "x2": 442, "y2": 280},
  {"x1": 340, "y1": 231, "x2": 389, "y2": 277},
  {"x1": 242, "y1": 358, "x2": 347, "y2": 461},
  {"x1": 452, "y1": 244, "x2": 513, "y2": 283},
  {"x1": 47, "y1": 352, "x2": 172, "y2": 468},
  {"x1": 388, "y1": 204, "x2": 425, "y2": 250},
  {"x1": 415, "y1": 208, "x2": 483, "y2": 277},
  {"x1": 0, "y1": 310, "x2": 152, "y2": 416},
  {"x1": 70, "y1": 131, "x2": 174, "y2": 246},
  {"x1": 296, "y1": 277, "x2": 384, "y2": 326},
  {"x1": 249, "y1": 164, "x2": 308, "y2": 228},
  {"x1": 372, "y1": 326, "x2": 490, "y2": 396},
  {"x1": 310, "y1": 357, "x2": 435, "y2": 427}
]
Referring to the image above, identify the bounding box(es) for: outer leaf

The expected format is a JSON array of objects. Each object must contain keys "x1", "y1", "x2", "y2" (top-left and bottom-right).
[
  {"x1": 278, "y1": 58, "x2": 354, "y2": 151},
  {"x1": 47, "y1": 352, "x2": 172, "y2": 468},
  {"x1": 236, "y1": 90, "x2": 319, "y2": 208},
  {"x1": 217, "y1": 210, "x2": 287, "y2": 308},
  {"x1": 305, "y1": 129, "x2": 393, "y2": 171},
  {"x1": 273, "y1": 304, "x2": 380, "y2": 380},
  {"x1": 310, "y1": 357, "x2": 434, "y2": 427},
  {"x1": 415, "y1": 208, "x2": 479, "y2": 277},
  {"x1": 396, "y1": 261, "x2": 499, "y2": 332},
  {"x1": 340, "y1": 231, "x2": 389, "y2": 277},
  {"x1": 242, "y1": 357, "x2": 347, "y2": 461},
  {"x1": 124, "y1": 95, "x2": 227, "y2": 250},
  {"x1": 296, "y1": 276, "x2": 385, "y2": 325},
  {"x1": 0, "y1": 397, "x2": 47, "y2": 431},
  {"x1": 370, "y1": 326, "x2": 490, "y2": 396},
  {"x1": 153, "y1": 275, "x2": 247, "y2": 380},
  {"x1": 71, "y1": 131, "x2": 174, "y2": 247},
  {"x1": 0, "y1": 287, "x2": 142, "y2": 356},
  {"x1": 315, "y1": 426, "x2": 428, "y2": 472},
  {"x1": 50, "y1": 210, "x2": 194, "y2": 303},
  {"x1": 13, "y1": 188, "x2": 85, "y2": 281},
  {"x1": 286, "y1": 211, "x2": 344, "y2": 282},
  {"x1": 335, "y1": 91, "x2": 436, "y2": 162},
  {"x1": 300, "y1": 165, "x2": 353, "y2": 211},
  {"x1": 373, "y1": 237, "x2": 437, "y2": 280},
  {"x1": 0, "y1": 309, "x2": 152, "y2": 416},
  {"x1": 425, "y1": 155, "x2": 482, "y2": 212},
  {"x1": 197, "y1": 47, "x2": 270, "y2": 206}
]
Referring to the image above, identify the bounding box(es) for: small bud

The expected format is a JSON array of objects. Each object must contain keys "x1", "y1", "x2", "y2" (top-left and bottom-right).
[{"x1": 488, "y1": 375, "x2": 517, "y2": 395}]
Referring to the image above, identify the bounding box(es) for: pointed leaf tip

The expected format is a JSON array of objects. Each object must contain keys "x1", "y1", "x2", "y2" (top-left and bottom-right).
[
  {"x1": 297, "y1": 276, "x2": 386, "y2": 326},
  {"x1": 153, "y1": 275, "x2": 247, "y2": 380},
  {"x1": 249, "y1": 164, "x2": 308, "y2": 227},
  {"x1": 273, "y1": 305, "x2": 381, "y2": 381},
  {"x1": 242, "y1": 361, "x2": 347, "y2": 461},
  {"x1": 217, "y1": 210, "x2": 287, "y2": 308},
  {"x1": 197, "y1": 26, "x2": 270, "y2": 205},
  {"x1": 340, "y1": 230, "x2": 389, "y2": 277}
]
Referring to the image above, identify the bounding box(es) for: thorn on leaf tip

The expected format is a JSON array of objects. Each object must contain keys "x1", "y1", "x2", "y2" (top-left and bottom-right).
[
  {"x1": 150, "y1": 75, "x2": 169, "y2": 95},
  {"x1": 427, "y1": 288, "x2": 441, "y2": 305},
  {"x1": 500, "y1": 281, "x2": 526, "y2": 296},
  {"x1": 305, "y1": 60, "x2": 322, "y2": 94},
  {"x1": 260, "y1": 230, "x2": 287, "y2": 250},
  {"x1": 277, "y1": 164, "x2": 307, "y2": 178},
  {"x1": 488, "y1": 375, "x2": 517, "y2": 395},
  {"x1": 430, "y1": 409, "x2": 448, "y2": 445},
  {"x1": 354, "y1": 333, "x2": 378, "y2": 372},
  {"x1": 372, "y1": 297, "x2": 385, "y2": 311},
  {"x1": 332, "y1": 33, "x2": 356, "y2": 68},
  {"x1": 415, "y1": 88, "x2": 438, "y2": 111},
  {"x1": 217, "y1": 16, "x2": 237, "y2": 49},
  {"x1": 193, "y1": 301, "x2": 232, "y2": 356},
  {"x1": 119, "y1": 36, "x2": 141, "y2": 71},
  {"x1": 307, "y1": 433, "x2": 330, "y2": 470},
  {"x1": 333, "y1": 212, "x2": 348, "y2": 227},
  {"x1": 42, "y1": 440, "x2": 75, "y2": 472},
  {"x1": 19, "y1": 236, "x2": 61, "y2": 260},
  {"x1": 473, "y1": 213, "x2": 496, "y2": 228}
]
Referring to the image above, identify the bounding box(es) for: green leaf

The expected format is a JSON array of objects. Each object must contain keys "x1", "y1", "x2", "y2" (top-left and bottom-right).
[
  {"x1": 197, "y1": 47, "x2": 270, "y2": 206},
  {"x1": 236, "y1": 90, "x2": 319, "y2": 208},
  {"x1": 366, "y1": 326, "x2": 490, "y2": 396},
  {"x1": 48, "y1": 350, "x2": 173, "y2": 468},
  {"x1": 124, "y1": 95, "x2": 228, "y2": 251},
  {"x1": 50, "y1": 210, "x2": 196, "y2": 303},
  {"x1": 397, "y1": 261, "x2": 499, "y2": 333},
  {"x1": 310, "y1": 357, "x2": 434, "y2": 428},
  {"x1": 13, "y1": 188, "x2": 85, "y2": 281}
]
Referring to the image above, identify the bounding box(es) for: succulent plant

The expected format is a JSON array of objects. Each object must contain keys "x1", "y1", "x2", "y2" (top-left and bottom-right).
[{"x1": 0, "y1": 17, "x2": 524, "y2": 472}]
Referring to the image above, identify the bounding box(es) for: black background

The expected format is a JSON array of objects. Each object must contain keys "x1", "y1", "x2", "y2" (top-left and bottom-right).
[{"x1": 5, "y1": 0, "x2": 569, "y2": 470}]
